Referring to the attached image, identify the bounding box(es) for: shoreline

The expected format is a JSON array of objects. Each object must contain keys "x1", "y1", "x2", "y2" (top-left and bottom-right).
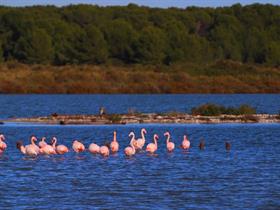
[{"x1": 3, "y1": 113, "x2": 280, "y2": 125}]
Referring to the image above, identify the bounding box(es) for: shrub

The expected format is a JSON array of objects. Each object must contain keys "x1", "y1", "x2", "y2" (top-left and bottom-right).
[
  {"x1": 107, "y1": 114, "x2": 122, "y2": 123},
  {"x1": 191, "y1": 103, "x2": 256, "y2": 116}
]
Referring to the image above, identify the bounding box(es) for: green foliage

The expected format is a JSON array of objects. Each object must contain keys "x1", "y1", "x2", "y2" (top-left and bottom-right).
[
  {"x1": 191, "y1": 103, "x2": 256, "y2": 116},
  {"x1": 104, "y1": 19, "x2": 137, "y2": 63},
  {"x1": 0, "y1": 4, "x2": 279, "y2": 66},
  {"x1": 107, "y1": 114, "x2": 122, "y2": 123},
  {"x1": 15, "y1": 28, "x2": 53, "y2": 64},
  {"x1": 135, "y1": 26, "x2": 167, "y2": 64}
]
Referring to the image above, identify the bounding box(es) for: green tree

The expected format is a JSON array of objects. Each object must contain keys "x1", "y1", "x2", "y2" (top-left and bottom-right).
[
  {"x1": 82, "y1": 25, "x2": 108, "y2": 64},
  {"x1": 104, "y1": 19, "x2": 137, "y2": 63},
  {"x1": 0, "y1": 40, "x2": 3, "y2": 63},
  {"x1": 135, "y1": 26, "x2": 167, "y2": 64},
  {"x1": 15, "y1": 28, "x2": 53, "y2": 64},
  {"x1": 266, "y1": 41, "x2": 280, "y2": 66}
]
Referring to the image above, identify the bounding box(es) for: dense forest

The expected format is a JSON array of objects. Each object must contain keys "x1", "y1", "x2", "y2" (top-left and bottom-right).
[
  {"x1": 0, "y1": 4, "x2": 280, "y2": 93},
  {"x1": 0, "y1": 3, "x2": 280, "y2": 66}
]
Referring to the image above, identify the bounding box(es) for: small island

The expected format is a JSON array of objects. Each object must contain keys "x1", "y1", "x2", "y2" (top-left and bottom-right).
[{"x1": 4, "y1": 104, "x2": 280, "y2": 125}]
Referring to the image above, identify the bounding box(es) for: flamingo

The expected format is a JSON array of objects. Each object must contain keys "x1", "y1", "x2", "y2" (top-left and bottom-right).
[
  {"x1": 110, "y1": 131, "x2": 119, "y2": 153},
  {"x1": 51, "y1": 137, "x2": 69, "y2": 154},
  {"x1": 146, "y1": 134, "x2": 159, "y2": 154},
  {"x1": 40, "y1": 142, "x2": 56, "y2": 155},
  {"x1": 38, "y1": 137, "x2": 48, "y2": 148},
  {"x1": 181, "y1": 135, "x2": 190, "y2": 150},
  {"x1": 124, "y1": 132, "x2": 136, "y2": 157},
  {"x1": 100, "y1": 145, "x2": 110, "y2": 157},
  {"x1": 16, "y1": 137, "x2": 39, "y2": 156},
  {"x1": 30, "y1": 136, "x2": 40, "y2": 154},
  {"x1": 72, "y1": 140, "x2": 85, "y2": 153},
  {"x1": 0, "y1": 134, "x2": 7, "y2": 153},
  {"x1": 164, "y1": 132, "x2": 175, "y2": 152},
  {"x1": 89, "y1": 142, "x2": 100, "y2": 154},
  {"x1": 134, "y1": 128, "x2": 147, "y2": 150}
]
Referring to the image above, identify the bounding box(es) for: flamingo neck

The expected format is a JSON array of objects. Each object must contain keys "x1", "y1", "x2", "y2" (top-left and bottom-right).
[
  {"x1": 113, "y1": 132, "x2": 116, "y2": 142},
  {"x1": 52, "y1": 138, "x2": 57, "y2": 148},
  {"x1": 141, "y1": 129, "x2": 146, "y2": 140},
  {"x1": 154, "y1": 137, "x2": 158, "y2": 148},
  {"x1": 130, "y1": 134, "x2": 136, "y2": 152},
  {"x1": 31, "y1": 138, "x2": 36, "y2": 146},
  {"x1": 166, "y1": 134, "x2": 170, "y2": 143}
]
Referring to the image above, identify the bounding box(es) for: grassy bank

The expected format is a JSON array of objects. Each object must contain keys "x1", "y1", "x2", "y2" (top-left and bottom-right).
[{"x1": 0, "y1": 60, "x2": 280, "y2": 93}]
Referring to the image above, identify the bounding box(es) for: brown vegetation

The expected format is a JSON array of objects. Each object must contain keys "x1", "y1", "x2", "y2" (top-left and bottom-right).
[{"x1": 0, "y1": 61, "x2": 279, "y2": 93}]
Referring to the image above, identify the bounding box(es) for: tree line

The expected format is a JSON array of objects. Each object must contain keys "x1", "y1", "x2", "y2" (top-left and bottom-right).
[{"x1": 0, "y1": 3, "x2": 279, "y2": 66}]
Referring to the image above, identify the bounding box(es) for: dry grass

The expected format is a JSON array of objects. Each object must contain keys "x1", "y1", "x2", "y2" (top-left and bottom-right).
[{"x1": 0, "y1": 61, "x2": 279, "y2": 93}]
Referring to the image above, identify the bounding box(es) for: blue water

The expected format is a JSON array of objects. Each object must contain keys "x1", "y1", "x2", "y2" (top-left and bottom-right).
[
  {"x1": 0, "y1": 95, "x2": 280, "y2": 209},
  {"x1": 0, "y1": 94, "x2": 280, "y2": 119}
]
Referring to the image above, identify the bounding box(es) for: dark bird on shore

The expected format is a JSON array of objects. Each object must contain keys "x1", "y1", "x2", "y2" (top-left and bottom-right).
[
  {"x1": 225, "y1": 142, "x2": 231, "y2": 151},
  {"x1": 199, "y1": 140, "x2": 205, "y2": 150}
]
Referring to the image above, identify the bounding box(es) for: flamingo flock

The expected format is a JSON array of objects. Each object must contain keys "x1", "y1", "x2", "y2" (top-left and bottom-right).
[{"x1": 0, "y1": 128, "x2": 231, "y2": 158}]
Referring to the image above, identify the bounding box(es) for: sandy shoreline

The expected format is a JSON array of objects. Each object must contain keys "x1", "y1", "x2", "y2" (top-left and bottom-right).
[{"x1": 3, "y1": 113, "x2": 280, "y2": 125}]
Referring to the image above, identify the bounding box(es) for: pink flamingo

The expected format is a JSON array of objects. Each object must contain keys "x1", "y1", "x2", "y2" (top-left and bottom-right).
[
  {"x1": 16, "y1": 137, "x2": 39, "y2": 156},
  {"x1": 51, "y1": 137, "x2": 69, "y2": 154},
  {"x1": 124, "y1": 132, "x2": 136, "y2": 157},
  {"x1": 110, "y1": 131, "x2": 119, "y2": 153},
  {"x1": 0, "y1": 134, "x2": 7, "y2": 153},
  {"x1": 30, "y1": 136, "x2": 40, "y2": 154},
  {"x1": 40, "y1": 142, "x2": 56, "y2": 155},
  {"x1": 89, "y1": 142, "x2": 100, "y2": 154},
  {"x1": 72, "y1": 140, "x2": 85, "y2": 153},
  {"x1": 100, "y1": 145, "x2": 110, "y2": 157},
  {"x1": 38, "y1": 137, "x2": 47, "y2": 148},
  {"x1": 181, "y1": 135, "x2": 190, "y2": 150},
  {"x1": 134, "y1": 128, "x2": 147, "y2": 150},
  {"x1": 164, "y1": 132, "x2": 175, "y2": 152},
  {"x1": 146, "y1": 134, "x2": 159, "y2": 154}
]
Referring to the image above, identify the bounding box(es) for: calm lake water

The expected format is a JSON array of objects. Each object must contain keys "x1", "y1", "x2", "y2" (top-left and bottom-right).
[{"x1": 0, "y1": 94, "x2": 280, "y2": 209}]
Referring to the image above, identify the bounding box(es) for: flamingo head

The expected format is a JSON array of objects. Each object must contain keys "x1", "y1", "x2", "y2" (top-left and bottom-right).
[
  {"x1": 129, "y1": 132, "x2": 135, "y2": 138},
  {"x1": 31, "y1": 135, "x2": 37, "y2": 141},
  {"x1": 16, "y1": 141, "x2": 23, "y2": 149},
  {"x1": 0, "y1": 134, "x2": 5, "y2": 141},
  {"x1": 51, "y1": 137, "x2": 57, "y2": 144},
  {"x1": 164, "y1": 131, "x2": 170, "y2": 137},
  {"x1": 154, "y1": 134, "x2": 159, "y2": 141},
  {"x1": 41, "y1": 137, "x2": 46, "y2": 141},
  {"x1": 142, "y1": 128, "x2": 147, "y2": 134},
  {"x1": 113, "y1": 131, "x2": 117, "y2": 135}
]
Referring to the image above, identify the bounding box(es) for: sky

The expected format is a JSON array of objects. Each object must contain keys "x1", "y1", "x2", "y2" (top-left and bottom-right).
[{"x1": 0, "y1": 0, "x2": 279, "y2": 8}]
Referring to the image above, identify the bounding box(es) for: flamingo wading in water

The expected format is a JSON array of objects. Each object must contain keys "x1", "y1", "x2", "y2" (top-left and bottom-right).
[
  {"x1": 16, "y1": 137, "x2": 39, "y2": 156},
  {"x1": 51, "y1": 137, "x2": 69, "y2": 154},
  {"x1": 100, "y1": 145, "x2": 110, "y2": 157},
  {"x1": 124, "y1": 132, "x2": 136, "y2": 157},
  {"x1": 30, "y1": 136, "x2": 40, "y2": 154},
  {"x1": 110, "y1": 131, "x2": 119, "y2": 153},
  {"x1": 134, "y1": 128, "x2": 147, "y2": 150},
  {"x1": 164, "y1": 132, "x2": 175, "y2": 152},
  {"x1": 0, "y1": 134, "x2": 7, "y2": 153},
  {"x1": 72, "y1": 140, "x2": 85, "y2": 153},
  {"x1": 146, "y1": 134, "x2": 159, "y2": 154},
  {"x1": 89, "y1": 142, "x2": 100, "y2": 154},
  {"x1": 181, "y1": 135, "x2": 190, "y2": 150},
  {"x1": 38, "y1": 137, "x2": 47, "y2": 148}
]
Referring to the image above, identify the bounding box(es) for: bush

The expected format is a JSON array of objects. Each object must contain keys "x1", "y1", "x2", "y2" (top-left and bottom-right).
[
  {"x1": 191, "y1": 103, "x2": 256, "y2": 116},
  {"x1": 107, "y1": 114, "x2": 122, "y2": 123}
]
